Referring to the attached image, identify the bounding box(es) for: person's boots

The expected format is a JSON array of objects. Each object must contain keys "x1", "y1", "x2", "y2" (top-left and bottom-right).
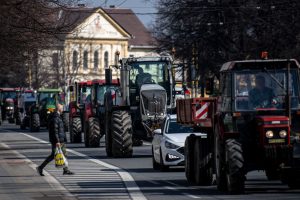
[
  {"x1": 36, "y1": 166, "x2": 44, "y2": 176},
  {"x1": 63, "y1": 168, "x2": 74, "y2": 175}
]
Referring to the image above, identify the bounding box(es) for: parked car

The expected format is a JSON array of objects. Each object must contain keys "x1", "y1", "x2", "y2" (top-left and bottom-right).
[{"x1": 152, "y1": 114, "x2": 206, "y2": 171}]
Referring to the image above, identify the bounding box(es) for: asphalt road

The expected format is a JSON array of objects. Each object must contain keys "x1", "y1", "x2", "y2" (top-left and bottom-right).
[{"x1": 0, "y1": 121, "x2": 300, "y2": 200}]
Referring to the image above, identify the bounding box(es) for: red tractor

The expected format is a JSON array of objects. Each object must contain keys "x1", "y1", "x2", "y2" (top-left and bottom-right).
[
  {"x1": 69, "y1": 81, "x2": 93, "y2": 143},
  {"x1": 177, "y1": 59, "x2": 300, "y2": 194},
  {"x1": 0, "y1": 88, "x2": 18, "y2": 123},
  {"x1": 83, "y1": 76, "x2": 119, "y2": 148}
]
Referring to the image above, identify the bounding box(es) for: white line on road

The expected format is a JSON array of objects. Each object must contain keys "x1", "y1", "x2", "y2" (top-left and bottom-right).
[
  {"x1": 0, "y1": 142, "x2": 75, "y2": 198},
  {"x1": 19, "y1": 132, "x2": 147, "y2": 200}
]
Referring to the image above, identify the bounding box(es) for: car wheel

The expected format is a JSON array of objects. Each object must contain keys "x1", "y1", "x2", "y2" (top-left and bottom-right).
[
  {"x1": 152, "y1": 147, "x2": 160, "y2": 170},
  {"x1": 159, "y1": 149, "x2": 169, "y2": 172}
]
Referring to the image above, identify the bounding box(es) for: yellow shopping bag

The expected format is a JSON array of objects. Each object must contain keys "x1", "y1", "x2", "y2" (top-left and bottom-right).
[{"x1": 55, "y1": 146, "x2": 68, "y2": 168}]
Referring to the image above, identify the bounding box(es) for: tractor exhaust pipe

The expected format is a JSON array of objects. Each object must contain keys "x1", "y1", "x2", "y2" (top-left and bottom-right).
[{"x1": 105, "y1": 68, "x2": 112, "y2": 85}]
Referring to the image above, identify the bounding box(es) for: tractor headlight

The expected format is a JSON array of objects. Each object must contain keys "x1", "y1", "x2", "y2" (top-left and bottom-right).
[
  {"x1": 165, "y1": 140, "x2": 180, "y2": 149},
  {"x1": 266, "y1": 130, "x2": 274, "y2": 138},
  {"x1": 279, "y1": 130, "x2": 287, "y2": 138}
]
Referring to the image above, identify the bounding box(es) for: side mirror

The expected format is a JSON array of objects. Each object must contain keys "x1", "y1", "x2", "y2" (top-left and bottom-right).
[
  {"x1": 69, "y1": 86, "x2": 74, "y2": 92},
  {"x1": 153, "y1": 129, "x2": 162, "y2": 135}
]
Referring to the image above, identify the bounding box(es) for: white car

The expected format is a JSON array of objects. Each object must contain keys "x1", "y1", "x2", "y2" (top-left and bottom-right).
[{"x1": 152, "y1": 114, "x2": 206, "y2": 171}]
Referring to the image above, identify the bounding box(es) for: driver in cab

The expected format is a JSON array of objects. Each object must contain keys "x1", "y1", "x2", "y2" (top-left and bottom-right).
[
  {"x1": 135, "y1": 67, "x2": 152, "y2": 88},
  {"x1": 249, "y1": 75, "x2": 275, "y2": 108}
]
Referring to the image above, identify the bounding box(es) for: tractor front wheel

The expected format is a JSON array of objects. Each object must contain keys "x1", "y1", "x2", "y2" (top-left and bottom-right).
[
  {"x1": 185, "y1": 134, "x2": 196, "y2": 184},
  {"x1": 62, "y1": 112, "x2": 69, "y2": 132},
  {"x1": 30, "y1": 113, "x2": 40, "y2": 132},
  {"x1": 225, "y1": 139, "x2": 245, "y2": 194},
  {"x1": 111, "y1": 110, "x2": 133, "y2": 158},
  {"x1": 86, "y1": 117, "x2": 101, "y2": 147},
  {"x1": 70, "y1": 117, "x2": 82, "y2": 143}
]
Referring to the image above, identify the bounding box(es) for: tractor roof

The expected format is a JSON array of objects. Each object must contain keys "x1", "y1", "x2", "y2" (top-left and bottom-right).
[
  {"x1": 38, "y1": 88, "x2": 61, "y2": 93},
  {"x1": 220, "y1": 59, "x2": 300, "y2": 72},
  {"x1": 91, "y1": 79, "x2": 119, "y2": 85},
  {"x1": 125, "y1": 56, "x2": 172, "y2": 63},
  {"x1": 0, "y1": 88, "x2": 16, "y2": 92}
]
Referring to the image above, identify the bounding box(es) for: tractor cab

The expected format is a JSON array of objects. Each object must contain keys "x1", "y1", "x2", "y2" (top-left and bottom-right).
[
  {"x1": 126, "y1": 56, "x2": 173, "y2": 109},
  {"x1": 0, "y1": 88, "x2": 17, "y2": 123}
]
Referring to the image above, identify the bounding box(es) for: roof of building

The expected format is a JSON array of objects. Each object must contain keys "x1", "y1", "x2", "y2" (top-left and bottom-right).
[
  {"x1": 55, "y1": 6, "x2": 156, "y2": 47},
  {"x1": 103, "y1": 8, "x2": 156, "y2": 47}
]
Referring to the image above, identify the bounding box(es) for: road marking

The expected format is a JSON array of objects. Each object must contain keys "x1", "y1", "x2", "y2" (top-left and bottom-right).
[
  {"x1": 182, "y1": 193, "x2": 202, "y2": 199},
  {"x1": 18, "y1": 132, "x2": 147, "y2": 200},
  {"x1": 0, "y1": 142, "x2": 74, "y2": 198}
]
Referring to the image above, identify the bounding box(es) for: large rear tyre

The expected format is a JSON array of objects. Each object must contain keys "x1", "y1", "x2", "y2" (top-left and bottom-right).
[
  {"x1": 62, "y1": 112, "x2": 69, "y2": 132},
  {"x1": 86, "y1": 117, "x2": 101, "y2": 147},
  {"x1": 70, "y1": 117, "x2": 82, "y2": 143},
  {"x1": 185, "y1": 135, "x2": 196, "y2": 184},
  {"x1": 111, "y1": 110, "x2": 133, "y2": 158},
  {"x1": 194, "y1": 137, "x2": 213, "y2": 186},
  {"x1": 225, "y1": 139, "x2": 245, "y2": 194},
  {"x1": 30, "y1": 113, "x2": 40, "y2": 132},
  {"x1": 214, "y1": 125, "x2": 227, "y2": 191},
  {"x1": 105, "y1": 116, "x2": 113, "y2": 157}
]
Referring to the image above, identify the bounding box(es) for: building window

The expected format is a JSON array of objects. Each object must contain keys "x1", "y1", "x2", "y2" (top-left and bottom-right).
[
  {"x1": 52, "y1": 53, "x2": 58, "y2": 69},
  {"x1": 104, "y1": 51, "x2": 109, "y2": 69},
  {"x1": 94, "y1": 51, "x2": 99, "y2": 71},
  {"x1": 72, "y1": 51, "x2": 78, "y2": 70},
  {"x1": 83, "y1": 51, "x2": 88, "y2": 70}
]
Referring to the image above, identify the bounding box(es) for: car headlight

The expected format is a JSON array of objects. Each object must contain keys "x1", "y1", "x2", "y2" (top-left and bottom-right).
[
  {"x1": 165, "y1": 140, "x2": 180, "y2": 149},
  {"x1": 279, "y1": 130, "x2": 287, "y2": 138},
  {"x1": 266, "y1": 130, "x2": 274, "y2": 138}
]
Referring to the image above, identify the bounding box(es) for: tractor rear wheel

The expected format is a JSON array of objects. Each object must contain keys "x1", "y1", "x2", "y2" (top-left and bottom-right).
[
  {"x1": 30, "y1": 113, "x2": 40, "y2": 132},
  {"x1": 70, "y1": 117, "x2": 82, "y2": 143},
  {"x1": 185, "y1": 135, "x2": 196, "y2": 184},
  {"x1": 194, "y1": 137, "x2": 213, "y2": 186},
  {"x1": 87, "y1": 117, "x2": 101, "y2": 147},
  {"x1": 62, "y1": 112, "x2": 69, "y2": 132},
  {"x1": 111, "y1": 110, "x2": 133, "y2": 158},
  {"x1": 225, "y1": 139, "x2": 245, "y2": 194},
  {"x1": 214, "y1": 126, "x2": 227, "y2": 191}
]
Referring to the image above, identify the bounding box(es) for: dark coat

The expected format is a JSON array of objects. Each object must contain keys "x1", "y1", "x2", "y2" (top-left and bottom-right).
[
  {"x1": 249, "y1": 87, "x2": 275, "y2": 108},
  {"x1": 48, "y1": 112, "x2": 66, "y2": 144}
]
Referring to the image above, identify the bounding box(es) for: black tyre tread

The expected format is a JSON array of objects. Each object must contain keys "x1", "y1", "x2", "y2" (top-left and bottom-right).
[
  {"x1": 215, "y1": 126, "x2": 227, "y2": 192},
  {"x1": 70, "y1": 117, "x2": 82, "y2": 143},
  {"x1": 225, "y1": 139, "x2": 245, "y2": 194},
  {"x1": 185, "y1": 135, "x2": 196, "y2": 184},
  {"x1": 152, "y1": 147, "x2": 160, "y2": 170},
  {"x1": 194, "y1": 137, "x2": 213, "y2": 186},
  {"x1": 159, "y1": 149, "x2": 169, "y2": 172},
  {"x1": 16, "y1": 112, "x2": 21, "y2": 125},
  {"x1": 111, "y1": 110, "x2": 133, "y2": 158},
  {"x1": 88, "y1": 117, "x2": 101, "y2": 147},
  {"x1": 30, "y1": 113, "x2": 40, "y2": 132},
  {"x1": 62, "y1": 112, "x2": 69, "y2": 132}
]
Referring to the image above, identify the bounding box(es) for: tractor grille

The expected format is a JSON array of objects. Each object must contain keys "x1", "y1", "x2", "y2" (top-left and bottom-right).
[
  {"x1": 177, "y1": 147, "x2": 185, "y2": 155},
  {"x1": 141, "y1": 91, "x2": 166, "y2": 115}
]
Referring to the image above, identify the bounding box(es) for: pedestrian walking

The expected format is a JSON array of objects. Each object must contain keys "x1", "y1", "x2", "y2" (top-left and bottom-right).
[{"x1": 36, "y1": 103, "x2": 74, "y2": 176}]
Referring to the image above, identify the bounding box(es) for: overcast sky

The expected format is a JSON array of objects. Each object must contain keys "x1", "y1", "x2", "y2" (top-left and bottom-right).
[{"x1": 82, "y1": 0, "x2": 157, "y2": 27}]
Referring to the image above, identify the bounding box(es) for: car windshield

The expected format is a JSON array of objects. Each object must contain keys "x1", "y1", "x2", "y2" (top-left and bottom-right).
[
  {"x1": 166, "y1": 120, "x2": 193, "y2": 134},
  {"x1": 235, "y1": 69, "x2": 300, "y2": 111}
]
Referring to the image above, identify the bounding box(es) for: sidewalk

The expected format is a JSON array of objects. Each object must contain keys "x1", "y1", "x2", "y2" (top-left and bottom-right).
[{"x1": 0, "y1": 142, "x2": 77, "y2": 200}]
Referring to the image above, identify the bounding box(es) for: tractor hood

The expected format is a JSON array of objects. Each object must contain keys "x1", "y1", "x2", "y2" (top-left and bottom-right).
[{"x1": 140, "y1": 84, "x2": 167, "y2": 121}]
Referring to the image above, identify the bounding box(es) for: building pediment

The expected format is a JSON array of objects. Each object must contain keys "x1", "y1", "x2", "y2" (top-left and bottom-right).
[{"x1": 67, "y1": 8, "x2": 131, "y2": 40}]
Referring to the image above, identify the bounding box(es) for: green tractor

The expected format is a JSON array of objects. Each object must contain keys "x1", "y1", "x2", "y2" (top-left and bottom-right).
[{"x1": 29, "y1": 89, "x2": 68, "y2": 132}]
